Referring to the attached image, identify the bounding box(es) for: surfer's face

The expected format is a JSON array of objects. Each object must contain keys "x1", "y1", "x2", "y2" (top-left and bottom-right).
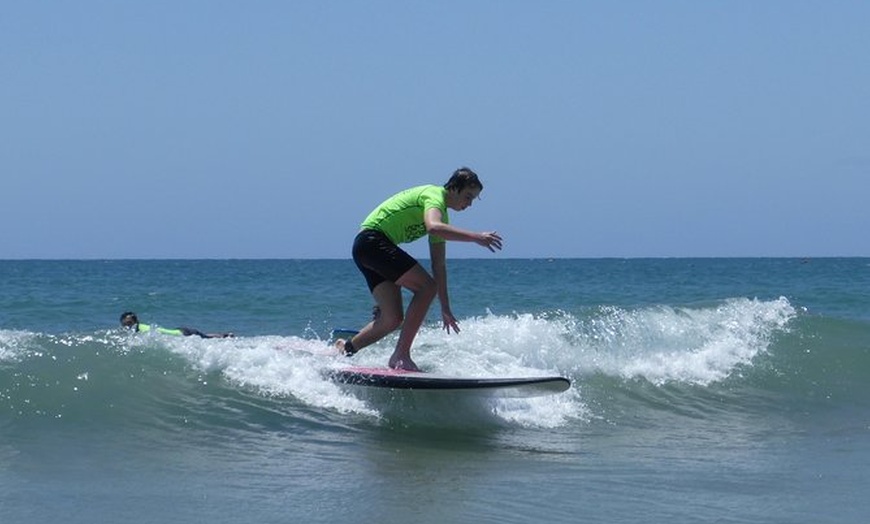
[{"x1": 448, "y1": 187, "x2": 481, "y2": 211}]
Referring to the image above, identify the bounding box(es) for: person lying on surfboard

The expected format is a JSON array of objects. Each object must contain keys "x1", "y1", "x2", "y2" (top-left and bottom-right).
[
  {"x1": 120, "y1": 311, "x2": 233, "y2": 339},
  {"x1": 334, "y1": 167, "x2": 502, "y2": 371}
]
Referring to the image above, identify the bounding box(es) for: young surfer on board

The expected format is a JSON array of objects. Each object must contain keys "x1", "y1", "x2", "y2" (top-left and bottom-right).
[
  {"x1": 120, "y1": 311, "x2": 233, "y2": 339},
  {"x1": 335, "y1": 167, "x2": 502, "y2": 371}
]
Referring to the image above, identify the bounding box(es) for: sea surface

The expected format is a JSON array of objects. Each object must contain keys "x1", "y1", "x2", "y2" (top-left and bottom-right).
[{"x1": 1, "y1": 258, "x2": 868, "y2": 523}]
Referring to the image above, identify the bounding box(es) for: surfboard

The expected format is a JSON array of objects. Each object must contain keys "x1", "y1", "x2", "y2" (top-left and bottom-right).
[
  {"x1": 330, "y1": 328, "x2": 360, "y2": 341},
  {"x1": 329, "y1": 366, "x2": 571, "y2": 398}
]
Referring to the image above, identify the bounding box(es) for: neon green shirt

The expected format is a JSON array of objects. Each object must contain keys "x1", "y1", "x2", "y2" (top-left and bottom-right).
[
  {"x1": 136, "y1": 323, "x2": 184, "y2": 336},
  {"x1": 360, "y1": 185, "x2": 449, "y2": 245}
]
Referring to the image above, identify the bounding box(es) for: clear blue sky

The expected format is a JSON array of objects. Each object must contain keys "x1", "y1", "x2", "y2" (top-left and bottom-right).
[{"x1": 2, "y1": 1, "x2": 867, "y2": 259}]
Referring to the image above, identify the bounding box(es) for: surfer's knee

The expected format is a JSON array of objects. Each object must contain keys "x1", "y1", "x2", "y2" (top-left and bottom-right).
[
  {"x1": 397, "y1": 267, "x2": 436, "y2": 299},
  {"x1": 378, "y1": 310, "x2": 403, "y2": 332},
  {"x1": 415, "y1": 278, "x2": 437, "y2": 302}
]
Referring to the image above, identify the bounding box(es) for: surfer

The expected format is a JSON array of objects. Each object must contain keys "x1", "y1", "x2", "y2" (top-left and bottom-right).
[
  {"x1": 335, "y1": 167, "x2": 502, "y2": 371},
  {"x1": 120, "y1": 311, "x2": 233, "y2": 339}
]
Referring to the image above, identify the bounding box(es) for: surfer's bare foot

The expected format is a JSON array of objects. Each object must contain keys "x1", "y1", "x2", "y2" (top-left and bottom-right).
[
  {"x1": 334, "y1": 338, "x2": 346, "y2": 354},
  {"x1": 388, "y1": 356, "x2": 420, "y2": 372}
]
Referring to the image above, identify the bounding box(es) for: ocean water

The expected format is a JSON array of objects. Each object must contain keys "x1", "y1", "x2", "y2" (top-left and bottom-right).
[{"x1": 1, "y1": 258, "x2": 868, "y2": 523}]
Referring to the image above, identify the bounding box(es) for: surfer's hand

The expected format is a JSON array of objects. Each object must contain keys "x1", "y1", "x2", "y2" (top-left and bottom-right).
[
  {"x1": 476, "y1": 231, "x2": 503, "y2": 252},
  {"x1": 442, "y1": 309, "x2": 460, "y2": 334}
]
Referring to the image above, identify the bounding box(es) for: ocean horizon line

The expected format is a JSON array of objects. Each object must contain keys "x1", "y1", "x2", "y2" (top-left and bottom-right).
[{"x1": 1, "y1": 255, "x2": 867, "y2": 262}]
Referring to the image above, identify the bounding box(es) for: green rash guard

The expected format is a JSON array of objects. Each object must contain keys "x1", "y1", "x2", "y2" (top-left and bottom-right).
[
  {"x1": 135, "y1": 323, "x2": 185, "y2": 336},
  {"x1": 360, "y1": 185, "x2": 449, "y2": 245}
]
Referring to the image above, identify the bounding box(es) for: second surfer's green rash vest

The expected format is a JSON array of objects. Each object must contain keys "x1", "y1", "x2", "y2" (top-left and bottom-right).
[
  {"x1": 135, "y1": 323, "x2": 185, "y2": 336},
  {"x1": 360, "y1": 185, "x2": 449, "y2": 245}
]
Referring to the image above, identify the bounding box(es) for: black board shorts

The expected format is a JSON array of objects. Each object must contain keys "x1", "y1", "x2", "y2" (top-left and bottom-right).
[{"x1": 352, "y1": 230, "x2": 418, "y2": 292}]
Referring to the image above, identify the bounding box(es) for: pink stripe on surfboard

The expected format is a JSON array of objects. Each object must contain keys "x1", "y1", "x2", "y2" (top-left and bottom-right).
[{"x1": 340, "y1": 366, "x2": 425, "y2": 376}]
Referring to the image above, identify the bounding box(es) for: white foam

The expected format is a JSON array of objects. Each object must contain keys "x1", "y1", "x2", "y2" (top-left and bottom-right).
[
  {"x1": 164, "y1": 335, "x2": 377, "y2": 417},
  {"x1": 0, "y1": 329, "x2": 39, "y2": 361},
  {"x1": 575, "y1": 297, "x2": 796, "y2": 385},
  {"x1": 155, "y1": 297, "x2": 793, "y2": 425},
  {"x1": 158, "y1": 328, "x2": 584, "y2": 427}
]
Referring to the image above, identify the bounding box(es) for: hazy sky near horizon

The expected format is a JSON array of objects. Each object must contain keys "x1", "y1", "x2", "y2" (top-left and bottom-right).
[{"x1": 2, "y1": 1, "x2": 867, "y2": 259}]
